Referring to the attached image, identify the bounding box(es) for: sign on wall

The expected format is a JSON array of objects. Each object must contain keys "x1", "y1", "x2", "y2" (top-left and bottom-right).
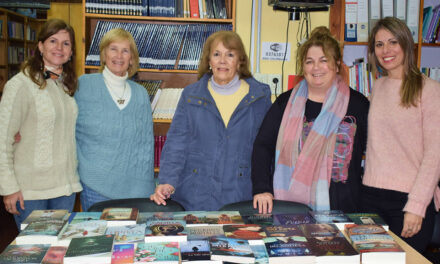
[{"x1": 261, "y1": 42, "x2": 291, "y2": 61}]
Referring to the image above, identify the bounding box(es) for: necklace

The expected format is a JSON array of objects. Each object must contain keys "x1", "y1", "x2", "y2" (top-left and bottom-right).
[{"x1": 108, "y1": 82, "x2": 127, "y2": 104}]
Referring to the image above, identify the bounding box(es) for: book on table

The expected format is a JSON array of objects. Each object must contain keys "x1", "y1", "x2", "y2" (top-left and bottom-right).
[
  {"x1": 273, "y1": 213, "x2": 316, "y2": 225},
  {"x1": 15, "y1": 220, "x2": 67, "y2": 245},
  {"x1": 263, "y1": 236, "x2": 315, "y2": 264},
  {"x1": 68, "y1": 212, "x2": 102, "y2": 224},
  {"x1": 263, "y1": 224, "x2": 305, "y2": 238},
  {"x1": 20, "y1": 210, "x2": 69, "y2": 230},
  {"x1": 134, "y1": 242, "x2": 180, "y2": 264},
  {"x1": 57, "y1": 220, "x2": 107, "y2": 246},
  {"x1": 111, "y1": 244, "x2": 135, "y2": 264},
  {"x1": 223, "y1": 224, "x2": 267, "y2": 242},
  {"x1": 209, "y1": 237, "x2": 255, "y2": 264},
  {"x1": 41, "y1": 246, "x2": 67, "y2": 264},
  {"x1": 105, "y1": 224, "x2": 146, "y2": 244},
  {"x1": 144, "y1": 220, "x2": 187, "y2": 242},
  {"x1": 0, "y1": 244, "x2": 50, "y2": 264},
  {"x1": 63, "y1": 235, "x2": 114, "y2": 264},
  {"x1": 345, "y1": 213, "x2": 389, "y2": 230},
  {"x1": 180, "y1": 240, "x2": 214, "y2": 262},
  {"x1": 186, "y1": 225, "x2": 225, "y2": 240},
  {"x1": 100, "y1": 208, "x2": 139, "y2": 227},
  {"x1": 308, "y1": 210, "x2": 353, "y2": 230},
  {"x1": 241, "y1": 213, "x2": 274, "y2": 226},
  {"x1": 250, "y1": 244, "x2": 269, "y2": 264}
]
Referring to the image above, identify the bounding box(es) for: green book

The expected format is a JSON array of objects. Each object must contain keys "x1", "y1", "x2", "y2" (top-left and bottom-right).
[
  {"x1": 64, "y1": 235, "x2": 114, "y2": 264},
  {"x1": 0, "y1": 244, "x2": 50, "y2": 264}
]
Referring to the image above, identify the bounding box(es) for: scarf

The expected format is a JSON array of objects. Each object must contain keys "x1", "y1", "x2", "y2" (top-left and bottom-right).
[{"x1": 273, "y1": 75, "x2": 349, "y2": 210}]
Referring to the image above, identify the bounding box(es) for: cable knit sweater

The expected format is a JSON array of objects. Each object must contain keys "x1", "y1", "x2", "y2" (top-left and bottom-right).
[
  {"x1": 75, "y1": 73, "x2": 155, "y2": 199},
  {"x1": 363, "y1": 76, "x2": 440, "y2": 217},
  {"x1": 0, "y1": 72, "x2": 82, "y2": 199}
]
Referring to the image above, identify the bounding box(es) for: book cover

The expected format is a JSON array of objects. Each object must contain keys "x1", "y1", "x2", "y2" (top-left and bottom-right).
[
  {"x1": 345, "y1": 224, "x2": 388, "y2": 236},
  {"x1": 144, "y1": 220, "x2": 187, "y2": 242},
  {"x1": 274, "y1": 213, "x2": 316, "y2": 225},
  {"x1": 57, "y1": 220, "x2": 107, "y2": 244},
  {"x1": 346, "y1": 213, "x2": 388, "y2": 227},
  {"x1": 250, "y1": 244, "x2": 269, "y2": 264},
  {"x1": 111, "y1": 244, "x2": 135, "y2": 264},
  {"x1": 209, "y1": 237, "x2": 255, "y2": 263},
  {"x1": 263, "y1": 236, "x2": 315, "y2": 262},
  {"x1": 64, "y1": 235, "x2": 113, "y2": 256},
  {"x1": 16, "y1": 220, "x2": 66, "y2": 245},
  {"x1": 180, "y1": 240, "x2": 211, "y2": 261},
  {"x1": 105, "y1": 224, "x2": 146, "y2": 243},
  {"x1": 223, "y1": 224, "x2": 266, "y2": 240},
  {"x1": 203, "y1": 211, "x2": 244, "y2": 225},
  {"x1": 136, "y1": 212, "x2": 175, "y2": 224},
  {"x1": 41, "y1": 246, "x2": 67, "y2": 264},
  {"x1": 0, "y1": 244, "x2": 49, "y2": 264},
  {"x1": 20, "y1": 210, "x2": 68, "y2": 230},
  {"x1": 69, "y1": 212, "x2": 102, "y2": 224},
  {"x1": 263, "y1": 224, "x2": 305, "y2": 238},
  {"x1": 309, "y1": 210, "x2": 352, "y2": 229},
  {"x1": 100, "y1": 208, "x2": 139, "y2": 226},
  {"x1": 241, "y1": 214, "x2": 274, "y2": 226},
  {"x1": 186, "y1": 225, "x2": 225, "y2": 240},
  {"x1": 134, "y1": 242, "x2": 179, "y2": 263},
  {"x1": 172, "y1": 211, "x2": 208, "y2": 225}
]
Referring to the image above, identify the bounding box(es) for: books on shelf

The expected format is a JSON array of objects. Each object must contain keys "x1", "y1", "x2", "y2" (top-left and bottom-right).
[
  {"x1": 154, "y1": 135, "x2": 167, "y2": 168},
  {"x1": 105, "y1": 224, "x2": 146, "y2": 243},
  {"x1": 64, "y1": 235, "x2": 114, "y2": 264},
  {"x1": 100, "y1": 208, "x2": 139, "y2": 227},
  {"x1": 349, "y1": 58, "x2": 373, "y2": 98},
  {"x1": 209, "y1": 237, "x2": 255, "y2": 263},
  {"x1": 20, "y1": 209, "x2": 69, "y2": 230},
  {"x1": 41, "y1": 246, "x2": 67, "y2": 264},
  {"x1": 152, "y1": 88, "x2": 183, "y2": 119},
  {"x1": 0, "y1": 244, "x2": 50, "y2": 264},
  {"x1": 134, "y1": 242, "x2": 180, "y2": 263},
  {"x1": 134, "y1": 79, "x2": 162, "y2": 105},
  {"x1": 16, "y1": 220, "x2": 67, "y2": 245},
  {"x1": 111, "y1": 244, "x2": 135, "y2": 264},
  {"x1": 422, "y1": 67, "x2": 440, "y2": 82},
  {"x1": 422, "y1": 4, "x2": 440, "y2": 43},
  {"x1": 144, "y1": 220, "x2": 188, "y2": 242}
]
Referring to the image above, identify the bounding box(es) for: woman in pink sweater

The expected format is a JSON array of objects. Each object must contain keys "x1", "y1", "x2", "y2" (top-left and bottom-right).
[{"x1": 363, "y1": 17, "x2": 440, "y2": 253}]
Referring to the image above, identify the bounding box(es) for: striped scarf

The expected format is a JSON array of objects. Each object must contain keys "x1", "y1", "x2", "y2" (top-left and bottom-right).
[{"x1": 273, "y1": 75, "x2": 349, "y2": 210}]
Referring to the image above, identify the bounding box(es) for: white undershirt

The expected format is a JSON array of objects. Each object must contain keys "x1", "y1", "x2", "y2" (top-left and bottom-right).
[{"x1": 103, "y1": 66, "x2": 131, "y2": 110}]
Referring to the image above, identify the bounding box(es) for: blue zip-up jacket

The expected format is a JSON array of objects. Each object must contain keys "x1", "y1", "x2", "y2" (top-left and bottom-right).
[{"x1": 158, "y1": 73, "x2": 272, "y2": 211}]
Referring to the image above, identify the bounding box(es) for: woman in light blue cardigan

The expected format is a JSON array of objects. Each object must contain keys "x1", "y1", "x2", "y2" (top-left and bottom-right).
[{"x1": 75, "y1": 28, "x2": 154, "y2": 211}]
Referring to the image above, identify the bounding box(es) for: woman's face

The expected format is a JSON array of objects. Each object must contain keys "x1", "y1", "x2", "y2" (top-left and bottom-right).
[
  {"x1": 303, "y1": 46, "x2": 337, "y2": 92},
  {"x1": 209, "y1": 41, "x2": 240, "y2": 85},
  {"x1": 374, "y1": 28, "x2": 404, "y2": 79},
  {"x1": 104, "y1": 40, "x2": 132, "y2": 77},
  {"x1": 38, "y1": 29, "x2": 72, "y2": 69}
]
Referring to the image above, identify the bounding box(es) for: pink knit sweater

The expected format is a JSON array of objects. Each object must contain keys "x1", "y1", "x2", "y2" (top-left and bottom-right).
[{"x1": 363, "y1": 76, "x2": 440, "y2": 217}]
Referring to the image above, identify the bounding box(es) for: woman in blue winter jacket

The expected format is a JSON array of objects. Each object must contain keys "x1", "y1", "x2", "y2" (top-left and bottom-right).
[{"x1": 150, "y1": 31, "x2": 272, "y2": 211}]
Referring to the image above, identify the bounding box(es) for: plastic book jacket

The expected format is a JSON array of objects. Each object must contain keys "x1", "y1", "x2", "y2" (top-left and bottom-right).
[
  {"x1": 0, "y1": 244, "x2": 49, "y2": 264},
  {"x1": 41, "y1": 246, "x2": 67, "y2": 264},
  {"x1": 111, "y1": 244, "x2": 135, "y2": 264},
  {"x1": 134, "y1": 242, "x2": 179, "y2": 263}
]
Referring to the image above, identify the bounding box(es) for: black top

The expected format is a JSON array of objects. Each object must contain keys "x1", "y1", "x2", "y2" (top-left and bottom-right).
[{"x1": 251, "y1": 88, "x2": 369, "y2": 213}]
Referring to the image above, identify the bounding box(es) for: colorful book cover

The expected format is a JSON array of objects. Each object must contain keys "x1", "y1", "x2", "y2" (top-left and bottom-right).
[
  {"x1": 354, "y1": 241, "x2": 404, "y2": 252},
  {"x1": 134, "y1": 242, "x2": 179, "y2": 263},
  {"x1": 144, "y1": 220, "x2": 187, "y2": 242},
  {"x1": 69, "y1": 212, "x2": 102, "y2": 224},
  {"x1": 21, "y1": 210, "x2": 68, "y2": 229},
  {"x1": 111, "y1": 244, "x2": 135, "y2": 264},
  {"x1": 223, "y1": 224, "x2": 266, "y2": 240},
  {"x1": 204, "y1": 211, "x2": 244, "y2": 225},
  {"x1": 180, "y1": 240, "x2": 211, "y2": 261},
  {"x1": 309, "y1": 210, "x2": 351, "y2": 224},
  {"x1": 263, "y1": 224, "x2": 305, "y2": 238},
  {"x1": 346, "y1": 213, "x2": 388, "y2": 226},
  {"x1": 105, "y1": 224, "x2": 146, "y2": 243},
  {"x1": 19, "y1": 220, "x2": 66, "y2": 237},
  {"x1": 172, "y1": 211, "x2": 207, "y2": 225},
  {"x1": 136, "y1": 212, "x2": 175, "y2": 224},
  {"x1": 0, "y1": 244, "x2": 49, "y2": 264},
  {"x1": 186, "y1": 225, "x2": 225, "y2": 240},
  {"x1": 101, "y1": 208, "x2": 138, "y2": 222},
  {"x1": 209, "y1": 237, "x2": 255, "y2": 263},
  {"x1": 263, "y1": 236, "x2": 314, "y2": 258},
  {"x1": 241, "y1": 214, "x2": 274, "y2": 226},
  {"x1": 345, "y1": 224, "x2": 388, "y2": 236},
  {"x1": 250, "y1": 244, "x2": 269, "y2": 264},
  {"x1": 273, "y1": 213, "x2": 316, "y2": 225},
  {"x1": 58, "y1": 220, "x2": 107, "y2": 241},
  {"x1": 64, "y1": 235, "x2": 114, "y2": 258},
  {"x1": 41, "y1": 246, "x2": 67, "y2": 264},
  {"x1": 349, "y1": 234, "x2": 396, "y2": 244}
]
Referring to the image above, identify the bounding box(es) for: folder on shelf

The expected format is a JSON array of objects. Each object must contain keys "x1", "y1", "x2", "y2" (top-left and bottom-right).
[
  {"x1": 189, "y1": 0, "x2": 200, "y2": 18},
  {"x1": 406, "y1": 0, "x2": 420, "y2": 43},
  {"x1": 357, "y1": 0, "x2": 369, "y2": 42},
  {"x1": 393, "y1": 0, "x2": 406, "y2": 22},
  {"x1": 381, "y1": 0, "x2": 394, "y2": 18},
  {"x1": 369, "y1": 0, "x2": 381, "y2": 34},
  {"x1": 345, "y1": 0, "x2": 358, "y2": 42}
]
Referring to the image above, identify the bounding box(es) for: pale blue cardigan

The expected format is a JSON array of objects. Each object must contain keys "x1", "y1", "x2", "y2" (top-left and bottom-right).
[{"x1": 75, "y1": 73, "x2": 155, "y2": 199}]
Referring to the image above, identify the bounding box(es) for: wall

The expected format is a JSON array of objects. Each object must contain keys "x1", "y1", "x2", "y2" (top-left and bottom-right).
[{"x1": 48, "y1": 2, "x2": 330, "y2": 90}]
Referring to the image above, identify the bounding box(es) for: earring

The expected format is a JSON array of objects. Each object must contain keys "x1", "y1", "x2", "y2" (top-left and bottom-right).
[{"x1": 209, "y1": 66, "x2": 212, "y2": 71}]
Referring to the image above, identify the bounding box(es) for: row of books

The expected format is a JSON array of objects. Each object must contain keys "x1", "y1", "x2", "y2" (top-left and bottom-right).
[
  {"x1": 421, "y1": 67, "x2": 440, "y2": 82},
  {"x1": 422, "y1": 4, "x2": 440, "y2": 43},
  {"x1": 85, "y1": 21, "x2": 232, "y2": 70},
  {"x1": 134, "y1": 79, "x2": 162, "y2": 103},
  {"x1": 2, "y1": 208, "x2": 402, "y2": 264},
  {"x1": 0, "y1": 20, "x2": 3, "y2": 37},
  {"x1": 348, "y1": 58, "x2": 374, "y2": 98},
  {"x1": 84, "y1": 0, "x2": 230, "y2": 19},
  {"x1": 154, "y1": 135, "x2": 166, "y2": 168},
  {"x1": 7, "y1": 21, "x2": 24, "y2": 40},
  {"x1": 152, "y1": 88, "x2": 183, "y2": 119},
  {"x1": 8, "y1": 46, "x2": 25, "y2": 65},
  {"x1": 345, "y1": 0, "x2": 420, "y2": 42}
]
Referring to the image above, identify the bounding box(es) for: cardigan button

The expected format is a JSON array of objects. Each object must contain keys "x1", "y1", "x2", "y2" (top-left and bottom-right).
[{"x1": 187, "y1": 99, "x2": 191, "y2": 103}]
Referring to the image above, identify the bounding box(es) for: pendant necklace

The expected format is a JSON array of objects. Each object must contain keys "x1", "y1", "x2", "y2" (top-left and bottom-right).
[{"x1": 112, "y1": 82, "x2": 127, "y2": 105}]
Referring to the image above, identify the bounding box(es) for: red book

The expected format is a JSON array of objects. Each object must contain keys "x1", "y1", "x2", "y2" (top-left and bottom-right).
[
  {"x1": 287, "y1": 75, "x2": 303, "y2": 90},
  {"x1": 189, "y1": 0, "x2": 200, "y2": 18}
]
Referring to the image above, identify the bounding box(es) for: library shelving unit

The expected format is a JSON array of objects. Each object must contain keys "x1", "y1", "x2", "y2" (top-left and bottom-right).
[
  {"x1": 0, "y1": 7, "x2": 45, "y2": 95},
  {"x1": 81, "y1": 0, "x2": 236, "y2": 172},
  {"x1": 329, "y1": 0, "x2": 440, "y2": 85}
]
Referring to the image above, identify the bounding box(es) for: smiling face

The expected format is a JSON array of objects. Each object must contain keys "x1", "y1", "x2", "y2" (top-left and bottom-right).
[
  {"x1": 374, "y1": 28, "x2": 405, "y2": 79},
  {"x1": 38, "y1": 29, "x2": 72, "y2": 69},
  {"x1": 303, "y1": 46, "x2": 338, "y2": 93},
  {"x1": 104, "y1": 40, "x2": 133, "y2": 77},
  {"x1": 209, "y1": 41, "x2": 240, "y2": 85}
]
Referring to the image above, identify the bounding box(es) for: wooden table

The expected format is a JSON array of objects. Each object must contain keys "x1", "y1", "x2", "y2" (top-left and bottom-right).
[{"x1": 389, "y1": 231, "x2": 432, "y2": 264}]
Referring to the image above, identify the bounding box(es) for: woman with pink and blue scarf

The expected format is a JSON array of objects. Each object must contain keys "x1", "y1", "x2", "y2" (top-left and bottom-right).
[{"x1": 252, "y1": 27, "x2": 369, "y2": 214}]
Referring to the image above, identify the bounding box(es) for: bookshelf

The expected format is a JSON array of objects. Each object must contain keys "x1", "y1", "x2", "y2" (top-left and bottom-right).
[
  {"x1": 81, "y1": 0, "x2": 236, "y2": 171},
  {"x1": 0, "y1": 7, "x2": 45, "y2": 95},
  {"x1": 329, "y1": 0, "x2": 440, "y2": 86}
]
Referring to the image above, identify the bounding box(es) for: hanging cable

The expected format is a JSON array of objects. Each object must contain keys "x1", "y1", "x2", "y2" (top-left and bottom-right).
[{"x1": 280, "y1": 13, "x2": 291, "y2": 98}]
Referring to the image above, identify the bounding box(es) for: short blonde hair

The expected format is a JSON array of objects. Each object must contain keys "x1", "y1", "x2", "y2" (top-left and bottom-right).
[
  {"x1": 198, "y1": 31, "x2": 251, "y2": 80},
  {"x1": 99, "y1": 28, "x2": 140, "y2": 77}
]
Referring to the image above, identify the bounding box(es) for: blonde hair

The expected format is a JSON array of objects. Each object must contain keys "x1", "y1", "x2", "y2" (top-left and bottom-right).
[
  {"x1": 296, "y1": 26, "x2": 342, "y2": 76},
  {"x1": 198, "y1": 31, "x2": 251, "y2": 80},
  {"x1": 99, "y1": 28, "x2": 140, "y2": 77},
  {"x1": 368, "y1": 17, "x2": 423, "y2": 107}
]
